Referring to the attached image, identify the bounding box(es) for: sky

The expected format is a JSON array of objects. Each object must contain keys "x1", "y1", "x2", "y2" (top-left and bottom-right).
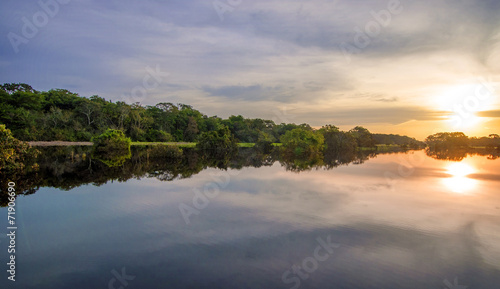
[{"x1": 1, "y1": 0, "x2": 499, "y2": 140}]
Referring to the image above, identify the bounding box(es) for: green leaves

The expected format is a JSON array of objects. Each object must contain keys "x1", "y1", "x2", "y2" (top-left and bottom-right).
[
  {"x1": 92, "y1": 129, "x2": 132, "y2": 167},
  {"x1": 0, "y1": 124, "x2": 39, "y2": 173},
  {"x1": 280, "y1": 128, "x2": 324, "y2": 157},
  {"x1": 196, "y1": 126, "x2": 238, "y2": 158}
]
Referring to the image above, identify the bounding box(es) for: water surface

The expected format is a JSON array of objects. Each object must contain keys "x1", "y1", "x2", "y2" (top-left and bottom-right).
[{"x1": 1, "y1": 149, "x2": 499, "y2": 288}]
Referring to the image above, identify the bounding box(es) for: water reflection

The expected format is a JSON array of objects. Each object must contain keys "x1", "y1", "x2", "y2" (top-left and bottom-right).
[
  {"x1": 426, "y1": 146, "x2": 500, "y2": 161},
  {"x1": 442, "y1": 163, "x2": 478, "y2": 194},
  {"x1": 2, "y1": 146, "x2": 500, "y2": 207},
  {"x1": 0, "y1": 146, "x2": 381, "y2": 205},
  {"x1": 1, "y1": 147, "x2": 500, "y2": 288}
]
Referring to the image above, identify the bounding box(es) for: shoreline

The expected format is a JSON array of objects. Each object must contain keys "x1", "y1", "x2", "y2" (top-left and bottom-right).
[{"x1": 28, "y1": 141, "x2": 93, "y2": 147}]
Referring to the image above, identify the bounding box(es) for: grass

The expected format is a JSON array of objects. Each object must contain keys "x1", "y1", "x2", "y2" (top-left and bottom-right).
[
  {"x1": 131, "y1": 142, "x2": 284, "y2": 148},
  {"x1": 238, "y1": 143, "x2": 255, "y2": 148},
  {"x1": 358, "y1": 144, "x2": 418, "y2": 151},
  {"x1": 131, "y1": 142, "x2": 196, "y2": 148},
  {"x1": 131, "y1": 142, "x2": 267, "y2": 148}
]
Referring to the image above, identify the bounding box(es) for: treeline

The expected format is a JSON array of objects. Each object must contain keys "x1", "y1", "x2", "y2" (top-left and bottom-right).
[
  {"x1": 425, "y1": 132, "x2": 500, "y2": 150},
  {"x1": 0, "y1": 83, "x2": 322, "y2": 142},
  {"x1": 373, "y1": 134, "x2": 425, "y2": 148},
  {"x1": 0, "y1": 83, "x2": 416, "y2": 145}
]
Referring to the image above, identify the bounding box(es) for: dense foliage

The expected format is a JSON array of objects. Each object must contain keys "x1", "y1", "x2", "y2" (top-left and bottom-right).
[
  {"x1": 92, "y1": 129, "x2": 132, "y2": 167},
  {"x1": 373, "y1": 133, "x2": 425, "y2": 148},
  {"x1": 0, "y1": 83, "x2": 325, "y2": 143},
  {"x1": 425, "y1": 132, "x2": 500, "y2": 161},
  {"x1": 0, "y1": 124, "x2": 39, "y2": 173},
  {"x1": 426, "y1": 132, "x2": 473, "y2": 150},
  {"x1": 319, "y1": 125, "x2": 358, "y2": 155},
  {"x1": 92, "y1": 129, "x2": 131, "y2": 152},
  {"x1": 349, "y1": 126, "x2": 376, "y2": 148},
  {"x1": 196, "y1": 126, "x2": 239, "y2": 157},
  {"x1": 280, "y1": 128, "x2": 324, "y2": 157},
  {"x1": 1, "y1": 83, "x2": 428, "y2": 151}
]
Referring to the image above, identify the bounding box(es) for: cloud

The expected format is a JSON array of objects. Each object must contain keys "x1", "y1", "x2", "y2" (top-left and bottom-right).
[
  {"x1": 0, "y1": 0, "x2": 499, "y2": 138},
  {"x1": 300, "y1": 106, "x2": 444, "y2": 126},
  {"x1": 478, "y1": 110, "x2": 500, "y2": 118},
  {"x1": 202, "y1": 84, "x2": 286, "y2": 101}
]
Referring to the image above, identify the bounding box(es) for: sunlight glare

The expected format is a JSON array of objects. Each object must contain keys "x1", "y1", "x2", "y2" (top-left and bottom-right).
[
  {"x1": 434, "y1": 82, "x2": 496, "y2": 133},
  {"x1": 442, "y1": 163, "x2": 477, "y2": 194}
]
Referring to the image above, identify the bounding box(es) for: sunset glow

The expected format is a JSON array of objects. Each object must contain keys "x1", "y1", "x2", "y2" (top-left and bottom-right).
[
  {"x1": 442, "y1": 163, "x2": 478, "y2": 194},
  {"x1": 1, "y1": 0, "x2": 499, "y2": 140}
]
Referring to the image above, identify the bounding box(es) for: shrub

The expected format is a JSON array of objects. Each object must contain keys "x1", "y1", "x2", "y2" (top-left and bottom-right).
[
  {"x1": 0, "y1": 124, "x2": 39, "y2": 173},
  {"x1": 92, "y1": 129, "x2": 131, "y2": 166},
  {"x1": 92, "y1": 129, "x2": 131, "y2": 153}
]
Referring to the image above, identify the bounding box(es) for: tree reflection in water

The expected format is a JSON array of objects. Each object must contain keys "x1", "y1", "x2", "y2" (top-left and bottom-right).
[
  {"x1": 3, "y1": 145, "x2": 499, "y2": 206},
  {"x1": 426, "y1": 147, "x2": 500, "y2": 161}
]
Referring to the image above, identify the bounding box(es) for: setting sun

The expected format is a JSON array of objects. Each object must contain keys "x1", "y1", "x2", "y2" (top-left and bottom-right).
[{"x1": 434, "y1": 82, "x2": 497, "y2": 134}]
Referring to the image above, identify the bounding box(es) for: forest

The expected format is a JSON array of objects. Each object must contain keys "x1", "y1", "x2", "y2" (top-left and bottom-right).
[{"x1": 0, "y1": 83, "x2": 423, "y2": 147}]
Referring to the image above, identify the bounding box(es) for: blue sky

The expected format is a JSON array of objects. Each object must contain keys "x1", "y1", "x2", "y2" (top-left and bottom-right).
[{"x1": 1, "y1": 0, "x2": 499, "y2": 138}]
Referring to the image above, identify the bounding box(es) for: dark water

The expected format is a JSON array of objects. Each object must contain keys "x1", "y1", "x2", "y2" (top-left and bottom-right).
[{"x1": 1, "y1": 149, "x2": 500, "y2": 288}]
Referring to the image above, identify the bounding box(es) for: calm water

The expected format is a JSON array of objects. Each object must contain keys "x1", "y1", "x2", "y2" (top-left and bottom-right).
[{"x1": 1, "y1": 149, "x2": 500, "y2": 288}]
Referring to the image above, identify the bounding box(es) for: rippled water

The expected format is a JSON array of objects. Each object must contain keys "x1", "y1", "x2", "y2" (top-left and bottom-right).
[{"x1": 1, "y1": 150, "x2": 499, "y2": 288}]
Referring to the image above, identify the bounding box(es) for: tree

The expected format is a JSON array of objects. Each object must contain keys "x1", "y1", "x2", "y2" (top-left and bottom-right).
[
  {"x1": 1, "y1": 83, "x2": 35, "y2": 94},
  {"x1": 320, "y1": 125, "x2": 357, "y2": 154},
  {"x1": 280, "y1": 128, "x2": 324, "y2": 157},
  {"x1": 349, "y1": 126, "x2": 376, "y2": 148},
  {"x1": 254, "y1": 131, "x2": 275, "y2": 152},
  {"x1": 425, "y1": 132, "x2": 469, "y2": 150},
  {"x1": 196, "y1": 126, "x2": 238, "y2": 157},
  {"x1": 184, "y1": 116, "x2": 199, "y2": 142}
]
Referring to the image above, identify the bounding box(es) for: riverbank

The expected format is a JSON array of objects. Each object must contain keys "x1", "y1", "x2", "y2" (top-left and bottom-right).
[{"x1": 28, "y1": 141, "x2": 257, "y2": 148}]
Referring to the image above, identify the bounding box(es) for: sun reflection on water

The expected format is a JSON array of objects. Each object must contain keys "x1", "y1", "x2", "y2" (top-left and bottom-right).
[{"x1": 442, "y1": 162, "x2": 478, "y2": 194}]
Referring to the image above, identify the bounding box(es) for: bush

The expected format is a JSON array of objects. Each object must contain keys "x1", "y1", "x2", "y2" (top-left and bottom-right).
[
  {"x1": 92, "y1": 129, "x2": 131, "y2": 152},
  {"x1": 92, "y1": 129, "x2": 131, "y2": 166},
  {"x1": 0, "y1": 124, "x2": 39, "y2": 173}
]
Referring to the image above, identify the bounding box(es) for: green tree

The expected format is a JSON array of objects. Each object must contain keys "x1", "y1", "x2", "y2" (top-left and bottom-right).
[
  {"x1": 349, "y1": 126, "x2": 376, "y2": 148},
  {"x1": 196, "y1": 126, "x2": 238, "y2": 157},
  {"x1": 320, "y1": 125, "x2": 357, "y2": 154},
  {"x1": 184, "y1": 116, "x2": 199, "y2": 142},
  {"x1": 280, "y1": 128, "x2": 324, "y2": 157}
]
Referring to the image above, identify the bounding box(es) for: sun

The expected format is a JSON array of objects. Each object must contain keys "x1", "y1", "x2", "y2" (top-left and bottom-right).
[{"x1": 434, "y1": 82, "x2": 496, "y2": 132}]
